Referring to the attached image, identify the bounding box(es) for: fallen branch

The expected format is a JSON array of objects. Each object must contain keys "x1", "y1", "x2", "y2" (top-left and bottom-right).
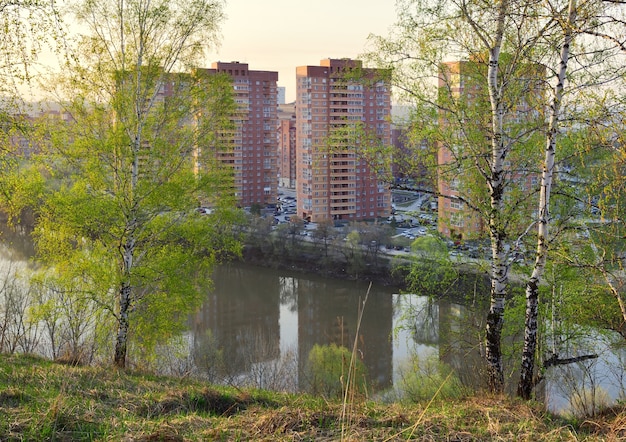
[
  {"x1": 533, "y1": 353, "x2": 599, "y2": 388},
  {"x1": 543, "y1": 353, "x2": 599, "y2": 369}
]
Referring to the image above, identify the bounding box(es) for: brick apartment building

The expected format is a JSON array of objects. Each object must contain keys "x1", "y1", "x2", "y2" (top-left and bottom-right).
[
  {"x1": 198, "y1": 62, "x2": 279, "y2": 208},
  {"x1": 437, "y1": 60, "x2": 543, "y2": 239},
  {"x1": 295, "y1": 58, "x2": 392, "y2": 223},
  {"x1": 277, "y1": 102, "x2": 296, "y2": 189}
]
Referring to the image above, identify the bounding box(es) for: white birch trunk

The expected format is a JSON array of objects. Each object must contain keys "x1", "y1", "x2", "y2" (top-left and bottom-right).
[
  {"x1": 517, "y1": 0, "x2": 577, "y2": 399},
  {"x1": 484, "y1": 0, "x2": 509, "y2": 393}
]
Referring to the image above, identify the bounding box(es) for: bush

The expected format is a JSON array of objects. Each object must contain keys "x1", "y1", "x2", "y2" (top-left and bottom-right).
[
  {"x1": 306, "y1": 343, "x2": 367, "y2": 399},
  {"x1": 396, "y1": 353, "x2": 467, "y2": 403}
]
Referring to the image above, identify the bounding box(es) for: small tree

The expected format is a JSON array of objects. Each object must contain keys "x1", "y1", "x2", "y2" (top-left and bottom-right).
[
  {"x1": 341, "y1": 230, "x2": 365, "y2": 278},
  {"x1": 286, "y1": 215, "x2": 305, "y2": 248},
  {"x1": 405, "y1": 236, "x2": 458, "y2": 298},
  {"x1": 312, "y1": 218, "x2": 336, "y2": 259},
  {"x1": 360, "y1": 222, "x2": 392, "y2": 265},
  {"x1": 396, "y1": 353, "x2": 466, "y2": 403},
  {"x1": 245, "y1": 213, "x2": 274, "y2": 254},
  {"x1": 0, "y1": 261, "x2": 37, "y2": 354}
]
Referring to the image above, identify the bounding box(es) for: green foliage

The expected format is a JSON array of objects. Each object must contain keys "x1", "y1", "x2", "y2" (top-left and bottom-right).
[
  {"x1": 306, "y1": 344, "x2": 367, "y2": 399},
  {"x1": 396, "y1": 353, "x2": 467, "y2": 403},
  {"x1": 405, "y1": 236, "x2": 458, "y2": 297},
  {"x1": 541, "y1": 261, "x2": 625, "y2": 343},
  {"x1": 0, "y1": 156, "x2": 46, "y2": 225},
  {"x1": 31, "y1": 0, "x2": 240, "y2": 368}
]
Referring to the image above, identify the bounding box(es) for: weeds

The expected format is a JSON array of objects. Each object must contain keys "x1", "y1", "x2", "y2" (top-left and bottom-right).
[
  {"x1": 0, "y1": 353, "x2": 625, "y2": 440},
  {"x1": 340, "y1": 282, "x2": 371, "y2": 441}
]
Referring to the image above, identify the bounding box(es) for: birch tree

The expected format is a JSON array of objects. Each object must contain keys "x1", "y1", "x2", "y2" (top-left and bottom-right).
[
  {"x1": 367, "y1": 0, "x2": 626, "y2": 396},
  {"x1": 517, "y1": 0, "x2": 626, "y2": 399},
  {"x1": 34, "y1": 0, "x2": 242, "y2": 369},
  {"x1": 517, "y1": 0, "x2": 577, "y2": 400},
  {"x1": 366, "y1": 0, "x2": 553, "y2": 392}
]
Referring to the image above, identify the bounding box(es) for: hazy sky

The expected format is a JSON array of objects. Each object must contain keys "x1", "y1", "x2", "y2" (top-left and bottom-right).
[{"x1": 208, "y1": 0, "x2": 399, "y2": 102}]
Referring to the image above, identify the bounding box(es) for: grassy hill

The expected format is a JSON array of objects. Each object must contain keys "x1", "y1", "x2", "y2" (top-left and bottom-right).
[{"x1": 0, "y1": 354, "x2": 624, "y2": 441}]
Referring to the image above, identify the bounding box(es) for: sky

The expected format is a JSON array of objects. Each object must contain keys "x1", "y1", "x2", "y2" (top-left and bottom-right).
[{"x1": 207, "y1": 0, "x2": 399, "y2": 103}]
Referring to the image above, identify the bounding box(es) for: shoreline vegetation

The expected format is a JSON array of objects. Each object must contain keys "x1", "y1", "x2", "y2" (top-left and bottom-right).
[
  {"x1": 1, "y1": 354, "x2": 625, "y2": 441},
  {"x1": 241, "y1": 245, "x2": 408, "y2": 288}
]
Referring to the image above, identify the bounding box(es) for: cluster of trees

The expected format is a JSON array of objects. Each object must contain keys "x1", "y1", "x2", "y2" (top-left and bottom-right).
[
  {"x1": 365, "y1": 0, "x2": 626, "y2": 399},
  {"x1": 245, "y1": 215, "x2": 395, "y2": 276}
]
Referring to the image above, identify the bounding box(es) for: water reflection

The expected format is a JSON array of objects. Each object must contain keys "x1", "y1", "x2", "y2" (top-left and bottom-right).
[
  {"x1": 545, "y1": 331, "x2": 626, "y2": 416},
  {"x1": 190, "y1": 262, "x2": 481, "y2": 394}
]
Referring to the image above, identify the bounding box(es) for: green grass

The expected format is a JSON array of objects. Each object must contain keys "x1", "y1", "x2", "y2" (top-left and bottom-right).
[{"x1": 0, "y1": 354, "x2": 624, "y2": 441}]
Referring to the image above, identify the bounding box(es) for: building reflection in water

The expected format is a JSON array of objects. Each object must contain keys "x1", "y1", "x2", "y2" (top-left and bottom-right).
[
  {"x1": 191, "y1": 263, "x2": 395, "y2": 390},
  {"x1": 191, "y1": 263, "x2": 282, "y2": 383},
  {"x1": 296, "y1": 277, "x2": 394, "y2": 391},
  {"x1": 190, "y1": 262, "x2": 484, "y2": 394}
]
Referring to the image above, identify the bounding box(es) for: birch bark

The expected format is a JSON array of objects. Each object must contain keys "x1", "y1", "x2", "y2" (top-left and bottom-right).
[{"x1": 517, "y1": 0, "x2": 577, "y2": 400}]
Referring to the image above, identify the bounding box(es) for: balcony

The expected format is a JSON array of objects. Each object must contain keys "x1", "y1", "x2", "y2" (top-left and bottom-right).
[{"x1": 330, "y1": 206, "x2": 356, "y2": 215}]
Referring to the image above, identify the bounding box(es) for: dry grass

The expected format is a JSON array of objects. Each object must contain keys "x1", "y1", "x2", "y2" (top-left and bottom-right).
[{"x1": 0, "y1": 354, "x2": 625, "y2": 441}]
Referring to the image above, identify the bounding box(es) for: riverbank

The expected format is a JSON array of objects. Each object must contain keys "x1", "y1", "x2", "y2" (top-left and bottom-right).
[
  {"x1": 1, "y1": 353, "x2": 624, "y2": 440},
  {"x1": 241, "y1": 245, "x2": 410, "y2": 288},
  {"x1": 240, "y1": 243, "x2": 493, "y2": 301}
]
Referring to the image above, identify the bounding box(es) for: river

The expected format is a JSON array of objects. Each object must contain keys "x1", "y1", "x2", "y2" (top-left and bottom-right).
[
  {"x1": 188, "y1": 261, "x2": 483, "y2": 397},
  {"x1": 190, "y1": 262, "x2": 626, "y2": 414},
  {"x1": 1, "y1": 225, "x2": 624, "y2": 414}
]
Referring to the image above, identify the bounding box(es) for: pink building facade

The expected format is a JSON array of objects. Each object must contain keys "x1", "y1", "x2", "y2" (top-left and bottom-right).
[
  {"x1": 295, "y1": 59, "x2": 392, "y2": 223},
  {"x1": 201, "y1": 62, "x2": 279, "y2": 208},
  {"x1": 277, "y1": 103, "x2": 296, "y2": 188}
]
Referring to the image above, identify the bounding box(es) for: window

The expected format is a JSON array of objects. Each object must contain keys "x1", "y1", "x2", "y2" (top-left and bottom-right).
[{"x1": 451, "y1": 213, "x2": 464, "y2": 227}]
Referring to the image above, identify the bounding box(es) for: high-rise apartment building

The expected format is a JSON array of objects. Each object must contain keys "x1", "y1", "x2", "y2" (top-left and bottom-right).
[
  {"x1": 198, "y1": 62, "x2": 279, "y2": 208},
  {"x1": 277, "y1": 102, "x2": 296, "y2": 188},
  {"x1": 437, "y1": 60, "x2": 543, "y2": 239},
  {"x1": 295, "y1": 59, "x2": 392, "y2": 223},
  {"x1": 277, "y1": 87, "x2": 286, "y2": 105}
]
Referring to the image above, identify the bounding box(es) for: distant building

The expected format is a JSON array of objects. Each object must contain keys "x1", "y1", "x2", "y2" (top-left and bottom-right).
[
  {"x1": 277, "y1": 102, "x2": 296, "y2": 188},
  {"x1": 277, "y1": 87, "x2": 286, "y2": 105},
  {"x1": 295, "y1": 58, "x2": 392, "y2": 222},
  {"x1": 391, "y1": 125, "x2": 432, "y2": 190},
  {"x1": 198, "y1": 61, "x2": 279, "y2": 208}
]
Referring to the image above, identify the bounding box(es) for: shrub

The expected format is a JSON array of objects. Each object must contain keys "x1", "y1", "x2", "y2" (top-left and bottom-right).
[
  {"x1": 306, "y1": 343, "x2": 367, "y2": 399},
  {"x1": 396, "y1": 353, "x2": 467, "y2": 403}
]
